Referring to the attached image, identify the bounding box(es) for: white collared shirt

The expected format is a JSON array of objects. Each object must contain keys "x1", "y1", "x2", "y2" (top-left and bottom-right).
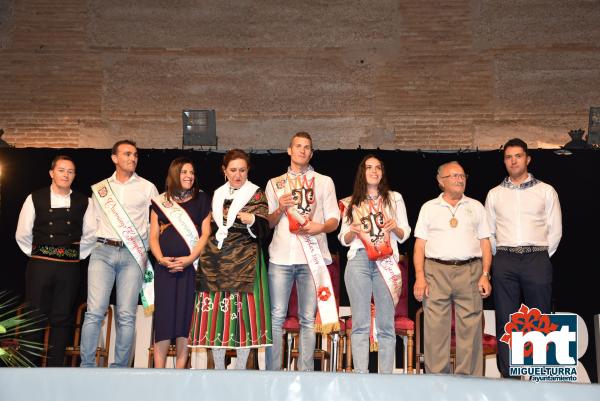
[
  {"x1": 266, "y1": 169, "x2": 340, "y2": 265},
  {"x1": 338, "y1": 191, "x2": 411, "y2": 262},
  {"x1": 414, "y1": 193, "x2": 490, "y2": 260},
  {"x1": 92, "y1": 172, "x2": 159, "y2": 246},
  {"x1": 485, "y1": 174, "x2": 562, "y2": 256},
  {"x1": 15, "y1": 188, "x2": 97, "y2": 258}
]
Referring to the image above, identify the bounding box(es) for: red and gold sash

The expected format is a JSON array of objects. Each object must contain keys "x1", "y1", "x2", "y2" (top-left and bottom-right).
[
  {"x1": 340, "y1": 196, "x2": 403, "y2": 349},
  {"x1": 340, "y1": 196, "x2": 402, "y2": 305},
  {"x1": 352, "y1": 197, "x2": 394, "y2": 261},
  {"x1": 271, "y1": 172, "x2": 339, "y2": 333}
]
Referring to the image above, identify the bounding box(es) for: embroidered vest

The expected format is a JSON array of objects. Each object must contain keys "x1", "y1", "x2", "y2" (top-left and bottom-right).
[{"x1": 31, "y1": 187, "x2": 87, "y2": 260}]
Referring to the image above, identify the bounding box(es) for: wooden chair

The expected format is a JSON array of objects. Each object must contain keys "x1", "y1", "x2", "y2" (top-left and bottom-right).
[
  {"x1": 147, "y1": 318, "x2": 193, "y2": 369},
  {"x1": 14, "y1": 303, "x2": 50, "y2": 367},
  {"x1": 148, "y1": 342, "x2": 193, "y2": 368},
  {"x1": 393, "y1": 255, "x2": 415, "y2": 373},
  {"x1": 415, "y1": 306, "x2": 497, "y2": 374},
  {"x1": 40, "y1": 324, "x2": 51, "y2": 367},
  {"x1": 63, "y1": 302, "x2": 113, "y2": 367}
]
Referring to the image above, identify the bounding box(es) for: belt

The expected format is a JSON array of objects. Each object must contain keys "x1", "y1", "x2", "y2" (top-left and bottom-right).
[
  {"x1": 496, "y1": 246, "x2": 548, "y2": 254},
  {"x1": 32, "y1": 244, "x2": 80, "y2": 261},
  {"x1": 427, "y1": 257, "x2": 480, "y2": 266},
  {"x1": 97, "y1": 237, "x2": 125, "y2": 248}
]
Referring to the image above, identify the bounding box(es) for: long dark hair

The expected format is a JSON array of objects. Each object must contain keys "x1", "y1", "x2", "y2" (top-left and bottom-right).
[
  {"x1": 164, "y1": 157, "x2": 199, "y2": 201},
  {"x1": 345, "y1": 154, "x2": 391, "y2": 223}
]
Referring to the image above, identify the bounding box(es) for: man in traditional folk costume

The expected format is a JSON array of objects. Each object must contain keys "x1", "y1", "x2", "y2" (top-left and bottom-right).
[
  {"x1": 16, "y1": 155, "x2": 96, "y2": 366},
  {"x1": 265, "y1": 132, "x2": 340, "y2": 371},
  {"x1": 485, "y1": 138, "x2": 562, "y2": 378},
  {"x1": 413, "y1": 161, "x2": 492, "y2": 376},
  {"x1": 80, "y1": 140, "x2": 158, "y2": 367},
  {"x1": 189, "y1": 149, "x2": 272, "y2": 370},
  {"x1": 338, "y1": 155, "x2": 411, "y2": 373}
]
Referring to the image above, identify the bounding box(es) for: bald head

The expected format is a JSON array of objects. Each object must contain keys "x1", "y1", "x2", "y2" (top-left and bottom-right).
[
  {"x1": 436, "y1": 161, "x2": 467, "y2": 197},
  {"x1": 437, "y1": 161, "x2": 462, "y2": 178}
]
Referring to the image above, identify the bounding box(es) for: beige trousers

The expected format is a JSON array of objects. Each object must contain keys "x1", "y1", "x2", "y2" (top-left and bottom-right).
[{"x1": 423, "y1": 258, "x2": 483, "y2": 376}]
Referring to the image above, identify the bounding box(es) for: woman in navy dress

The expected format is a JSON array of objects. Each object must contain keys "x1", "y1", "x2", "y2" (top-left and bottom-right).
[{"x1": 149, "y1": 157, "x2": 211, "y2": 368}]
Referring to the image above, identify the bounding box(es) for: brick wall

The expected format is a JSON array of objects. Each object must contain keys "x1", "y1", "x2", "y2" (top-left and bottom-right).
[{"x1": 1, "y1": 0, "x2": 599, "y2": 150}]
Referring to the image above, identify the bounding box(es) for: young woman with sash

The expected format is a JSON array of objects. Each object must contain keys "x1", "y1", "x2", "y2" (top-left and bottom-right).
[
  {"x1": 149, "y1": 157, "x2": 211, "y2": 368},
  {"x1": 189, "y1": 149, "x2": 272, "y2": 369},
  {"x1": 338, "y1": 155, "x2": 411, "y2": 373}
]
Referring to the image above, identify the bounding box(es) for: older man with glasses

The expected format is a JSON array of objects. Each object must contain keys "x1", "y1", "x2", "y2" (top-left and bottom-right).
[{"x1": 413, "y1": 161, "x2": 492, "y2": 376}]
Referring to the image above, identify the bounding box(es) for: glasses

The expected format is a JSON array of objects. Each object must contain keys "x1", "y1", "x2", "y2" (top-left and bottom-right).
[{"x1": 440, "y1": 173, "x2": 468, "y2": 180}]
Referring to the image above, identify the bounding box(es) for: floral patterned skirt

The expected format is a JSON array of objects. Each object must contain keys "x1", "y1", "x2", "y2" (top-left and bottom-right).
[{"x1": 188, "y1": 254, "x2": 272, "y2": 348}]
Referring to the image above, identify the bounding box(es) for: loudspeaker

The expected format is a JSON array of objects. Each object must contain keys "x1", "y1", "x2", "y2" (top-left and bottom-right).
[
  {"x1": 182, "y1": 110, "x2": 217, "y2": 147},
  {"x1": 587, "y1": 107, "x2": 600, "y2": 145}
]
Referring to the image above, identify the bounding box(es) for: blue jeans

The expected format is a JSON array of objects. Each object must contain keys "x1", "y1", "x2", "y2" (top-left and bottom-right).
[
  {"x1": 80, "y1": 244, "x2": 143, "y2": 367},
  {"x1": 265, "y1": 262, "x2": 317, "y2": 371},
  {"x1": 345, "y1": 249, "x2": 396, "y2": 373}
]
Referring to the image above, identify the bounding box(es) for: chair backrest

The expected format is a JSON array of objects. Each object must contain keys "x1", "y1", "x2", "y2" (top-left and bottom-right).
[
  {"x1": 394, "y1": 255, "x2": 409, "y2": 318},
  {"x1": 74, "y1": 303, "x2": 113, "y2": 365},
  {"x1": 71, "y1": 302, "x2": 87, "y2": 347},
  {"x1": 286, "y1": 254, "x2": 340, "y2": 318}
]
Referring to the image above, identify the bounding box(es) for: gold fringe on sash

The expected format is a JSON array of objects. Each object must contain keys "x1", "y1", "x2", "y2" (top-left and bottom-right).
[{"x1": 314, "y1": 321, "x2": 341, "y2": 334}]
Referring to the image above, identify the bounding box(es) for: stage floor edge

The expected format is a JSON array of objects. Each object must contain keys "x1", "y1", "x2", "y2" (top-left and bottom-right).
[{"x1": 1, "y1": 369, "x2": 599, "y2": 401}]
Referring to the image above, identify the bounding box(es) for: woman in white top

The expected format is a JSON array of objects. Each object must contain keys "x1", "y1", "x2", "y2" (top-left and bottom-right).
[{"x1": 338, "y1": 155, "x2": 411, "y2": 373}]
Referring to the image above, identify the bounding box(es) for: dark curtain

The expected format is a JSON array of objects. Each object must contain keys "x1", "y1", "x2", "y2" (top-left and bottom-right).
[{"x1": 0, "y1": 147, "x2": 596, "y2": 379}]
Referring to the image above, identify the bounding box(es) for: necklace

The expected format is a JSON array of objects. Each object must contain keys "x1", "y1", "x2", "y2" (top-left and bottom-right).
[
  {"x1": 448, "y1": 203, "x2": 461, "y2": 228},
  {"x1": 172, "y1": 189, "x2": 193, "y2": 202}
]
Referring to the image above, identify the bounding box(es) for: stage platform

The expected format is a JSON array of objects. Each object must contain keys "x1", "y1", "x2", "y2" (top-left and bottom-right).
[{"x1": 1, "y1": 369, "x2": 599, "y2": 401}]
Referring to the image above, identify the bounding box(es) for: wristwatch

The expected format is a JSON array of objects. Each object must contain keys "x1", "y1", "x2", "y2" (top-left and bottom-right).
[{"x1": 482, "y1": 271, "x2": 491, "y2": 280}]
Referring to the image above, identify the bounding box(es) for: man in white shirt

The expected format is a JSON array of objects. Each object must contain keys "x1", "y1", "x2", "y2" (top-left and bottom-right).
[
  {"x1": 485, "y1": 138, "x2": 562, "y2": 378},
  {"x1": 413, "y1": 161, "x2": 492, "y2": 375},
  {"x1": 265, "y1": 132, "x2": 340, "y2": 371},
  {"x1": 79, "y1": 140, "x2": 158, "y2": 367},
  {"x1": 15, "y1": 155, "x2": 95, "y2": 366}
]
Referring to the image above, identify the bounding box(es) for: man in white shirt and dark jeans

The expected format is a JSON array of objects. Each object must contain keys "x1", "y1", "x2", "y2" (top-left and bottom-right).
[
  {"x1": 79, "y1": 140, "x2": 158, "y2": 367},
  {"x1": 265, "y1": 132, "x2": 340, "y2": 371},
  {"x1": 485, "y1": 138, "x2": 562, "y2": 378}
]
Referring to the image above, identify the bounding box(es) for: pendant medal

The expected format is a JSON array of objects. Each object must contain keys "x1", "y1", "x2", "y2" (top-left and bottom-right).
[{"x1": 449, "y1": 217, "x2": 458, "y2": 228}]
